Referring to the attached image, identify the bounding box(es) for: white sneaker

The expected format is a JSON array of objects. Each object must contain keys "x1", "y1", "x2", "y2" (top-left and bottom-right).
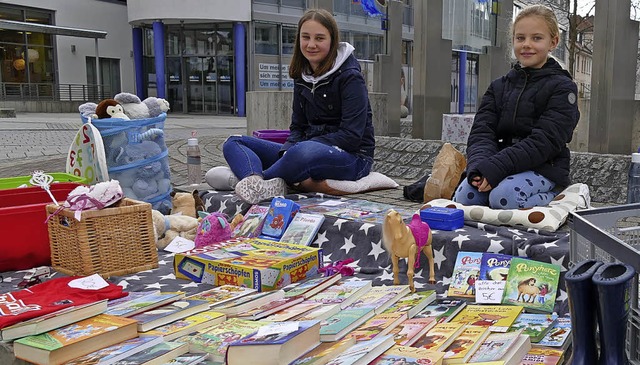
[
  {"x1": 235, "y1": 175, "x2": 287, "y2": 204},
  {"x1": 205, "y1": 166, "x2": 239, "y2": 190}
]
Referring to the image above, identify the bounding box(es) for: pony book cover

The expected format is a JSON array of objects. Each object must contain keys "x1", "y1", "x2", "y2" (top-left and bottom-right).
[
  {"x1": 447, "y1": 251, "x2": 482, "y2": 299},
  {"x1": 501, "y1": 257, "x2": 561, "y2": 313}
]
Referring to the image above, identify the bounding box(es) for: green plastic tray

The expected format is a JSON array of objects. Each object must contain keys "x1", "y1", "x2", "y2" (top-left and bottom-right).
[{"x1": 0, "y1": 173, "x2": 88, "y2": 190}]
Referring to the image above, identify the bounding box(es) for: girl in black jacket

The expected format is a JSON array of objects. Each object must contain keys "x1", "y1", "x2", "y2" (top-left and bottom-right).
[
  {"x1": 453, "y1": 5, "x2": 579, "y2": 209},
  {"x1": 218, "y1": 9, "x2": 375, "y2": 204}
]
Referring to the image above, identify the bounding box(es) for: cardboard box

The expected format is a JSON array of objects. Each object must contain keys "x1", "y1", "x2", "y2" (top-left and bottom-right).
[
  {"x1": 173, "y1": 238, "x2": 322, "y2": 291},
  {"x1": 420, "y1": 206, "x2": 464, "y2": 231}
]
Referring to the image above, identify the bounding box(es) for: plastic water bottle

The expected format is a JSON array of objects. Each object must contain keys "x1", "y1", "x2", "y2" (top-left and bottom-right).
[
  {"x1": 627, "y1": 152, "x2": 640, "y2": 203},
  {"x1": 187, "y1": 136, "x2": 201, "y2": 185}
]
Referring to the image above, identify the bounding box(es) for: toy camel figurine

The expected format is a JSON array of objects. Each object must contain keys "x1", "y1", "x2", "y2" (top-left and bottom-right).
[{"x1": 382, "y1": 209, "x2": 436, "y2": 292}]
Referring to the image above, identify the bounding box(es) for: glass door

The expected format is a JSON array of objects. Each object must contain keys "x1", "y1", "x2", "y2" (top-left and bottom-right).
[{"x1": 185, "y1": 56, "x2": 217, "y2": 114}]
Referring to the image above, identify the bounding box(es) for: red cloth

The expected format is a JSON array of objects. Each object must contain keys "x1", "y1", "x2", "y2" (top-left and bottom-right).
[{"x1": 0, "y1": 276, "x2": 125, "y2": 329}]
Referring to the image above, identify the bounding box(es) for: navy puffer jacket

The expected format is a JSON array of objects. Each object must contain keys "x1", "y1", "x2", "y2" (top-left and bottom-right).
[
  {"x1": 282, "y1": 54, "x2": 375, "y2": 159},
  {"x1": 466, "y1": 57, "x2": 580, "y2": 188}
]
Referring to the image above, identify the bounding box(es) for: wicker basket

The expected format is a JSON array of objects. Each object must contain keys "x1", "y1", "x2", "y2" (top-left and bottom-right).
[{"x1": 46, "y1": 198, "x2": 158, "y2": 278}]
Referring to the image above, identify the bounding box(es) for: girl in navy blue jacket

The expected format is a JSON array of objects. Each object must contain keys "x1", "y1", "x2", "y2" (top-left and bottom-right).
[
  {"x1": 453, "y1": 5, "x2": 579, "y2": 209},
  {"x1": 220, "y1": 9, "x2": 375, "y2": 204}
]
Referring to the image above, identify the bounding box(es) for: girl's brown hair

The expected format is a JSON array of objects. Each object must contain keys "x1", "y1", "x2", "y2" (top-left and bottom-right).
[
  {"x1": 511, "y1": 5, "x2": 560, "y2": 41},
  {"x1": 289, "y1": 9, "x2": 340, "y2": 79}
]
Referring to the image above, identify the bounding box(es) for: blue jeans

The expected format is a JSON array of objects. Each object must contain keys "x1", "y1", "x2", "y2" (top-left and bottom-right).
[
  {"x1": 452, "y1": 170, "x2": 557, "y2": 209},
  {"x1": 222, "y1": 135, "x2": 373, "y2": 184}
]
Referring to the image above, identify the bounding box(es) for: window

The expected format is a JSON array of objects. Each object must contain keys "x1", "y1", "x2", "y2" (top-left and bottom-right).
[
  {"x1": 255, "y1": 23, "x2": 278, "y2": 55},
  {"x1": 353, "y1": 32, "x2": 368, "y2": 60},
  {"x1": 282, "y1": 27, "x2": 297, "y2": 55}
]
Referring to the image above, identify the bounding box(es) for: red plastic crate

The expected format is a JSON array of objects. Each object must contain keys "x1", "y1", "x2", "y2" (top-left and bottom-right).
[{"x1": 0, "y1": 183, "x2": 81, "y2": 272}]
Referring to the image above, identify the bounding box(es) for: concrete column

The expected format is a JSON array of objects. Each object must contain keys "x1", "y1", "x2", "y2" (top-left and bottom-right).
[
  {"x1": 588, "y1": 0, "x2": 639, "y2": 154},
  {"x1": 478, "y1": 0, "x2": 513, "y2": 97},
  {"x1": 234, "y1": 22, "x2": 246, "y2": 117},
  {"x1": 411, "y1": 0, "x2": 452, "y2": 140},
  {"x1": 314, "y1": 0, "x2": 333, "y2": 11},
  {"x1": 373, "y1": 0, "x2": 403, "y2": 137},
  {"x1": 132, "y1": 27, "x2": 145, "y2": 99},
  {"x1": 152, "y1": 21, "x2": 166, "y2": 99}
]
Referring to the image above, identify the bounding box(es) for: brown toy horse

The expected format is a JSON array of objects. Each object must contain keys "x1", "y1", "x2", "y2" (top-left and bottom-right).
[{"x1": 382, "y1": 209, "x2": 436, "y2": 292}]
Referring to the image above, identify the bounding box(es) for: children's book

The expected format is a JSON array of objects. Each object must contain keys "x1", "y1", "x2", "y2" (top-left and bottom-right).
[
  {"x1": 110, "y1": 341, "x2": 189, "y2": 365},
  {"x1": 520, "y1": 346, "x2": 565, "y2": 365},
  {"x1": 479, "y1": 253, "x2": 512, "y2": 281},
  {"x1": 226, "y1": 320, "x2": 321, "y2": 365},
  {"x1": 263, "y1": 300, "x2": 324, "y2": 322},
  {"x1": 65, "y1": 336, "x2": 163, "y2": 365},
  {"x1": 447, "y1": 251, "x2": 483, "y2": 299},
  {"x1": 213, "y1": 289, "x2": 285, "y2": 316},
  {"x1": 231, "y1": 205, "x2": 269, "y2": 238},
  {"x1": 236, "y1": 296, "x2": 305, "y2": 320},
  {"x1": 534, "y1": 317, "x2": 572, "y2": 350},
  {"x1": 104, "y1": 292, "x2": 185, "y2": 317},
  {"x1": 307, "y1": 279, "x2": 372, "y2": 308},
  {"x1": 106, "y1": 291, "x2": 160, "y2": 309},
  {"x1": 322, "y1": 334, "x2": 395, "y2": 365},
  {"x1": 130, "y1": 299, "x2": 210, "y2": 332},
  {"x1": 0, "y1": 299, "x2": 108, "y2": 341},
  {"x1": 387, "y1": 317, "x2": 438, "y2": 346},
  {"x1": 259, "y1": 198, "x2": 301, "y2": 240},
  {"x1": 507, "y1": 312, "x2": 557, "y2": 343},
  {"x1": 442, "y1": 325, "x2": 490, "y2": 364},
  {"x1": 349, "y1": 312, "x2": 407, "y2": 342},
  {"x1": 450, "y1": 304, "x2": 523, "y2": 333},
  {"x1": 283, "y1": 273, "x2": 342, "y2": 299},
  {"x1": 139, "y1": 311, "x2": 226, "y2": 341},
  {"x1": 381, "y1": 290, "x2": 437, "y2": 319},
  {"x1": 465, "y1": 330, "x2": 523, "y2": 363},
  {"x1": 345, "y1": 285, "x2": 410, "y2": 314},
  {"x1": 414, "y1": 298, "x2": 467, "y2": 324},
  {"x1": 319, "y1": 307, "x2": 375, "y2": 342},
  {"x1": 13, "y1": 314, "x2": 138, "y2": 365},
  {"x1": 185, "y1": 285, "x2": 257, "y2": 308},
  {"x1": 279, "y1": 212, "x2": 325, "y2": 246},
  {"x1": 370, "y1": 344, "x2": 446, "y2": 365},
  {"x1": 292, "y1": 302, "x2": 341, "y2": 322},
  {"x1": 289, "y1": 336, "x2": 356, "y2": 365},
  {"x1": 162, "y1": 353, "x2": 210, "y2": 365},
  {"x1": 183, "y1": 318, "x2": 267, "y2": 362},
  {"x1": 501, "y1": 257, "x2": 560, "y2": 313},
  {"x1": 469, "y1": 333, "x2": 531, "y2": 365},
  {"x1": 412, "y1": 322, "x2": 465, "y2": 352}
]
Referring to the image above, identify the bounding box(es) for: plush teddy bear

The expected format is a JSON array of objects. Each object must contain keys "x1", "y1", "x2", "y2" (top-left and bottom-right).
[
  {"x1": 95, "y1": 99, "x2": 130, "y2": 120},
  {"x1": 170, "y1": 191, "x2": 197, "y2": 218},
  {"x1": 151, "y1": 209, "x2": 198, "y2": 250},
  {"x1": 114, "y1": 92, "x2": 170, "y2": 119}
]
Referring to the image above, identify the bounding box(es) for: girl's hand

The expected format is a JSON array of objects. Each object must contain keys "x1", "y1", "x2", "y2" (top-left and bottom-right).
[{"x1": 471, "y1": 176, "x2": 492, "y2": 192}]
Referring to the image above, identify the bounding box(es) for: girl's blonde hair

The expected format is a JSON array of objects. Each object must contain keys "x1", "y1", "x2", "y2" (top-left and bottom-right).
[
  {"x1": 289, "y1": 9, "x2": 340, "y2": 79},
  {"x1": 511, "y1": 4, "x2": 560, "y2": 41}
]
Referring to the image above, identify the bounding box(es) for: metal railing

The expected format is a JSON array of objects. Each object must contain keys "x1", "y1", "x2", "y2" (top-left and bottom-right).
[{"x1": 0, "y1": 82, "x2": 112, "y2": 101}]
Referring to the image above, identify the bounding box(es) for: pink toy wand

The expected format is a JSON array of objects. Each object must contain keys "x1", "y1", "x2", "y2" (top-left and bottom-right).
[{"x1": 30, "y1": 170, "x2": 59, "y2": 206}]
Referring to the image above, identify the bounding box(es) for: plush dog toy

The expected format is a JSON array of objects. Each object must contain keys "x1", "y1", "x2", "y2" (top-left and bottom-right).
[{"x1": 151, "y1": 209, "x2": 198, "y2": 250}]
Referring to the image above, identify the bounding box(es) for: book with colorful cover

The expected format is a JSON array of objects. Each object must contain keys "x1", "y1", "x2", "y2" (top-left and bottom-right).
[
  {"x1": 307, "y1": 279, "x2": 372, "y2": 308},
  {"x1": 479, "y1": 253, "x2": 512, "y2": 281},
  {"x1": 283, "y1": 273, "x2": 342, "y2": 299},
  {"x1": 323, "y1": 334, "x2": 395, "y2": 365},
  {"x1": 259, "y1": 198, "x2": 301, "y2": 240},
  {"x1": 231, "y1": 205, "x2": 269, "y2": 238},
  {"x1": 13, "y1": 314, "x2": 138, "y2": 365},
  {"x1": 412, "y1": 322, "x2": 465, "y2": 352},
  {"x1": 106, "y1": 291, "x2": 159, "y2": 309},
  {"x1": 450, "y1": 304, "x2": 523, "y2": 332},
  {"x1": 534, "y1": 317, "x2": 572, "y2": 350},
  {"x1": 111, "y1": 341, "x2": 189, "y2": 364},
  {"x1": 182, "y1": 318, "x2": 267, "y2": 361},
  {"x1": 520, "y1": 346, "x2": 565, "y2": 365},
  {"x1": 263, "y1": 300, "x2": 324, "y2": 322},
  {"x1": 447, "y1": 251, "x2": 483, "y2": 298},
  {"x1": 371, "y1": 344, "x2": 446, "y2": 365},
  {"x1": 130, "y1": 299, "x2": 210, "y2": 332},
  {"x1": 162, "y1": 353, "x2": 210, "y2": 365},
  {"x1": 226, "y1": 320, "x2": 321, "y2": 365},
  {"x1": 382, "y1": 290, "x2": 437, "y2": 319},
  {"x1": 104, "y1": 292, "x2": 185, "y2": 317},
  {"x1": 501, "y1": 257, "x2": 561, "y2": 313},
  {"x1": 466, "y1": 330, "x2": 523, "y2": 363},
  {"x1": 320, "y1": 307, "x2": 375, "y2": 342},
  {"x1": 345, "y1": 285, "x2": 410, "y2": 313},
  {"x1": 186, "y1": 285, "x2": 257, "y2": 308},
  {"x1": 279, "y1": 213, "x2": 325, "y2": 246},
  {"x1": 414, "y1": 298, "x2": 467, "y2": 324},
  {"x1": 139, "y1": 311, "x2": 226, "y2": 341},
  {"x1": 387, "y1": 317, "x2": 438, "y2": 346},
  {"x1": 442, "y1": 325, "x2": 490, "y2": 364},
  {"x1": 236, "y1": 296, "x2": 305, "y2": 320},
  {"x1": 349, "y1": 312, "x2": 407, "y2": 342},
  {"x1": 292, "y1": 302, "x2": 341, "y2": 322},
  {"x1": 212, "y1": 289, "x2": 285, "y2": 316},
  {"x1": 508, "y1": 312, "x2": 558, "y2": 343},
  {"x1": 290, "y1": 336, "x2": 356, "y2": 365},
  {"x1": 64, "y1": 336, "x2": 164, "y2": 365}
]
